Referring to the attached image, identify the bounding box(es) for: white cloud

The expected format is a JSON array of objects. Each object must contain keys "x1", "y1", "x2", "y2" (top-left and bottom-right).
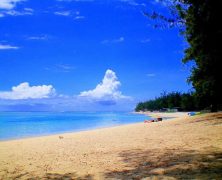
[
  {"x1": 0, "y1": 0, "x2": 33, "y2": 18},
  {"x1": 120, "y1": 0, "x2": 146, "y2": 6},
  {"x1": 3, "y1": 9, "x2": 33, "y2": 16},
  {"x1": 53, "y1": 10, "x2": 85, "y2": 20},
  {"x1": 153, "y1": 0, "x2": 172, "y2": 6},
  {"x1": 24, "y1": 8, "x2": 33, "y2": 12},
  {"x1": 44, "y1": 64, "x2": 75, "y2": 73},
  {"x1": 114, "y1": 37, "x2": 124, "y2": 43},
  {"x1": 0, "y1": 44, "x2": 19, "y2": 50},
  {"x1": 54, "y1": 11, "x2": 71, "y2": 16},
  {"x1": 0, "y1": 82, "x2": 55, "y2": 100},
  {"x1": 101, "y1": 37, "x2": 124, "y2": 44},
  {"x1": 27, "y1": 35, "x2": 48, "y2": 40},
  {"x1": 79, "y1": 69, "x2": 129, "y2": 101},
  {"x1": 0, "y1": 0, "x2": 25, "y2": 10},
  {"x1": 55, "y1": 64, "x2": 75, "y2": 72},
  {"x1": 74, "y1": 15, "x2": 85, "y2": 20}
]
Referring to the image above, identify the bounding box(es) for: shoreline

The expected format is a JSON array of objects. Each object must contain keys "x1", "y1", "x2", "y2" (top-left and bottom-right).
[
  {"x1": 1, "y1": 112, "x2": 221, "y2": 179},
  {"x1": 0, "y1": 112, "x2": 185, "y2": 142},
  {"x1": 0, "y1": 112, "x2": 147, "y2": 142},
  {"x1": 0, "y1": 121, "x2": 144, "y2": 142},
  {"x1": 135, "y1": 111, "x2": 189, "y2": 118}
]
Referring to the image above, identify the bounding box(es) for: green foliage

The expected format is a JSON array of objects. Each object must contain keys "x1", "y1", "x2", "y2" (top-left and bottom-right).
[
  {"x1": 145, "y1": 0, "x2": 222, "y2": 111},
  {"x1": 135, "y1": 92, "x2": 197, "y2": 112},
  {"x1": 179, "y1": 0, "x2": 222, "y2": 111}
]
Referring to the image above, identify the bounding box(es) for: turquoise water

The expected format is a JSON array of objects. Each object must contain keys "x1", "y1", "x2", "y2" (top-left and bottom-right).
[{"x1": 0, "y1": 112, "x2": 149, "y2": 141}]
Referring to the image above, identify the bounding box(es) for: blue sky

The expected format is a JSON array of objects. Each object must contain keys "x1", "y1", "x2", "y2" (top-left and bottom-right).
[{"x1": 0, "y1": 0, "x2": 192, "y2": 111}]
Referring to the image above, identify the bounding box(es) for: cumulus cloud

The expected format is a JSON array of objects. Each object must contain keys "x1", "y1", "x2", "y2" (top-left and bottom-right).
[
  {"x1": 79, "y1": 69, "x2": 129, "y2": 102},
  {"x1": 0, "y1": 82, "x2": 55, "y2": 100},
  {"x1": 0, "y1": 44, "x2": 19, "y2": 50}
]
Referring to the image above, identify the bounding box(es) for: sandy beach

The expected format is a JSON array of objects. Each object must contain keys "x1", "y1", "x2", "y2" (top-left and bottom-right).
[
  {"x1": 0, "y1": 112, "x2": 222, "y2": 179},
  {"x1": 136, "y1": 111, "x2": 189, "y2": 119}
]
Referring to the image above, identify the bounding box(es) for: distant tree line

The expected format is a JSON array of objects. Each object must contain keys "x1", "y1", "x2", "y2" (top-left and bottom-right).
[{"x1": 135, "y1": 92, "x2": 198, "y2": 112}]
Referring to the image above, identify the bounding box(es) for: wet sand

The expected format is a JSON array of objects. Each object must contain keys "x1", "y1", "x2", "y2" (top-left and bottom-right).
[{"x1": 0, "y1": 113, "x2": 222, "y2": 179}]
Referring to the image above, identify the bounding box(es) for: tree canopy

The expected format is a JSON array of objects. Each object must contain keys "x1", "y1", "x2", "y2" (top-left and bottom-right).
[
  {"x1": 135, "y1": 92, "x2": 197, "y2": 112},
  {"x1": 144, "y1": 0, "x2": 222, "y2": 111}
]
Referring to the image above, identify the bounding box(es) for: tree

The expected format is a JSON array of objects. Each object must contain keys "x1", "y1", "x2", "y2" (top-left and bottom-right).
[
  {"x1": 146, "y1": 0, "x2": 222, "y2": 111},
  {"x1": 180, "y1": 92, "x2": 196, "y2": 111},
  {"x1": 180, "y1": 0, "x2": 221, "y2": 111},
  {"x1": 135, "y1": 92, "x2": 197, "y2": 112}
]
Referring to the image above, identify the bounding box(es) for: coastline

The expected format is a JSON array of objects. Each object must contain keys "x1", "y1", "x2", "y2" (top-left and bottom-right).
[
  {"x1": 135, "y1": 111, "x2": 189, "y2": 119},
  {"x1": 0, "y1": 112, "x2": 148, "y2": 141},
  {"x1": 0, "y1": 121, "x2": 145, "y2": 143},
  {"x1": 0, "y1": 113, "x2": 222, "y2": 179},
  {"x1": 0, "y1": 111, "x2": 184, "y2": 142}
]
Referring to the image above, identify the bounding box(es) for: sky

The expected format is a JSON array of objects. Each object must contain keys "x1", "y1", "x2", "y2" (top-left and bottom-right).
[{"x1": 0, "y1": 0, "x2": 192, "y2": 111}]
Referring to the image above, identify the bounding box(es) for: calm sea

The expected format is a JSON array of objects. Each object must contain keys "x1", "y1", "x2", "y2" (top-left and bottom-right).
[{"x1": 0, "y1": 112, "x2": 149, "y2": 141}]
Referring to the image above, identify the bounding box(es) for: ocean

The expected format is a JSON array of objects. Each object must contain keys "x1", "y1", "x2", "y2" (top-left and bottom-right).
[{"x1": 0, "y1": 112, "x2": 149, "y2": 141}]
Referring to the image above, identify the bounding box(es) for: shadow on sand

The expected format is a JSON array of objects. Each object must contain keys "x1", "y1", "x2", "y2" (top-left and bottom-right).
[
  {"x1": 104, "y1": 148, "x2": 222, "y2": 179},
  {"x1": 42, "y1": 173, "x2": 93, "y2": 180},
  {"x1": 13, "y1": 172, "x2": 93, "y2": 180},
  {"x1": 11, "y1": 148, "x2": 222, "y2": 179},
  {"x1": 3, "y1": 113, "x2": 222, "y2": 179}
]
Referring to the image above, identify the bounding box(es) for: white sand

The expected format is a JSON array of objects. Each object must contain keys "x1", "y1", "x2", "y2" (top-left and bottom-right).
[{"x1": 0, "y1": 113, "x2": 222, "y2": 179}]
